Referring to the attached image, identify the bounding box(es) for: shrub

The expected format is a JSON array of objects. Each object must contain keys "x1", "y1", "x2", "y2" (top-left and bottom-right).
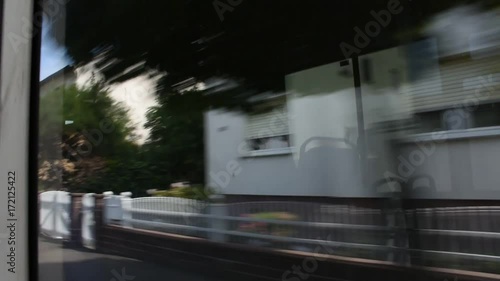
[{"x1": 152, "y1": 185, "x2": 214, "y2": 200}]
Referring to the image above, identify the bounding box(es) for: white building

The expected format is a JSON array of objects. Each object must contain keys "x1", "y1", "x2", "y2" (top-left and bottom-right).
[
  {"x1": 40, "y1": 66, "x2": 76, "y2": 97},
  {"x1": 205, "y1": 36, "x2": 500, "y2": 201}
]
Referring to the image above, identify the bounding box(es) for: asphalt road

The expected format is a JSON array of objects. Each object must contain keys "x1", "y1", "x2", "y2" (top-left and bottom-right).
[{"x1": 39, "y1": 238, "x2": 222, "y2": 281}]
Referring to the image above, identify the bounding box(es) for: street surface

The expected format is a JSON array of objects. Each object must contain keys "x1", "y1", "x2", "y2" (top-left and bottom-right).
[{"x1": 39, "y1": 238, "x2": 222, "y2": 281}]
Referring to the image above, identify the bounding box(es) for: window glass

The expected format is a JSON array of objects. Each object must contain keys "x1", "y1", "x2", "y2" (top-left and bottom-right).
[{"x1": 36, "y1": 1, "x2": 500, "y2": 280}]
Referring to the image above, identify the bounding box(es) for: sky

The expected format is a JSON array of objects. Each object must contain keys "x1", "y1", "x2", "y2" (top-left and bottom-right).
[{"x1": 40, "y1": 26, "x2": 71, "y2": 80}]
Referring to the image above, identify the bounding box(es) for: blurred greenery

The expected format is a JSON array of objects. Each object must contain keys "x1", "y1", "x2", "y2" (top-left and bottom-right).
[
  {"x1": 142, "y1": 89, "x2": 205, "y2": 186},
  {"x1": 237, "y1": 212, "x2": 298, "y2": 237},
  {"x1": 152, "y1": 186, "x2": 214, "y2": 200},
  {"x1": 39, "y1": 83, "x2": 137, "y2": 191},
  {"x1": 38, "y1": 84, "x2": 207, "y2": 197}
]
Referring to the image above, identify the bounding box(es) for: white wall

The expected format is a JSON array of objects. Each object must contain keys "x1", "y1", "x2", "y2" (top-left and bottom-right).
[
  {"x1": 206, "y1": 110, "x2": 304, "y2": 196},
  {"x1": 205, "y1": 109, "x2": 383, "y2": 197},
  {"x1": 286, "y1": 59, "x2": 359, "y2": 153},
  {"x1": 206, "y1": 109, "x2": 500, "y2": 199},
  {"x1": 40, "y1": 68, "x2": 76, "y2": 97}
]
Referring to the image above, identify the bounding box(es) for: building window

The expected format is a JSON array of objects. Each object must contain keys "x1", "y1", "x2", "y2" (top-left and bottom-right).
[
  {"x1": 389, "y1": 68, "x2": 401, "y2": 89},
  {"x1": 415, "y1": 102, "x2": 500, "y2": 132},
  {"x1": 442, "y1": 108, "x2": 474, "y2": 130},
  {"x1": 362, "y1": 58, "x2": 373, "y2": 83},
  {"x1": 244, "y1": 99, "x2": 291, "y2": 152}
]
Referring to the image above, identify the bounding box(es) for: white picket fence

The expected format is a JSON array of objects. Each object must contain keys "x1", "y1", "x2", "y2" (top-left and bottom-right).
[
  {"x1": 39, "y1": 191, "x2": 100, "y2": 249},
  {"x1": 39, "y1": 191, "x2": 71, "y2": 239},
  {"x1": 39, "y1": 190, "x2": 500, "y2": 269},
  {"x1": 81, "y1": 193, "x2": 95, "y2": 248}
]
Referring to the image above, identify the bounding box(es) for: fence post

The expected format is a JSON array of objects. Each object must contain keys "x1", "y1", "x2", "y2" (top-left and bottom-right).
[
  {"x1": 81, "y1": 193, "x2": 96, "y2": 249},
  {"x1": 120, "y1": 192, "x2": 132, "y2": 198},
  {"x1": 384, "y1": 196, "x2": 410, "y2": 265},
  {"x1": 93, "y1": 194, "x2": 105, "y2": 252},
  {"x1": 102, "y1": 191, "x2": 114, "y2": 224},
  {"x1": 208, "y1": 195, "x2": 227, "y2": 243},
  {"x1": 69, "y1": 193, "x2": 85, "y2": 247},
  {"x1": 121, "y1": 195, "x2": 133, "y2": 228}
]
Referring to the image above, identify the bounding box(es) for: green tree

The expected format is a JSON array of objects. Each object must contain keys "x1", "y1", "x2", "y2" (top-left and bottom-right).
[
  {"x1": 38, "y1": 83, "x2": 138, "y2": 192},
  {"x1": 142, "y1": 89, "x2": 205, "y2": 188}
]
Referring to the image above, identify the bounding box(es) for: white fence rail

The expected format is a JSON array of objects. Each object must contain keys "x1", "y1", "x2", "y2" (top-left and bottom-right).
[{"x1": 122, "y1": 196, "x2": 209, "y2": 237}]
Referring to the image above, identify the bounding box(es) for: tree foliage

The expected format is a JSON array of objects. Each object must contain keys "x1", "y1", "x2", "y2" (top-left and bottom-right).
[
  {"x1": 142, "y1": 89, "x2": 205, "y2": 187},
  {"x1": 152, "y1": 186, "x2": 214, "y2": 201},
  {"x1": 38, "y1": 84, "x2": 138, "y2": 192},
  {"x1": 38, "y1": 83, "x2": 207, "y2": 196},
  {"x1": 58, "y1": 0, "x2": 498, "y2": 93}
]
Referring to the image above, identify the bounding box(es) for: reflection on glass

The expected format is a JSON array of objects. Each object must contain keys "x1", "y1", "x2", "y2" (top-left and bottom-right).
[{"x1": 37, "y1": 1, "x2": 500, "y2": 280}]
